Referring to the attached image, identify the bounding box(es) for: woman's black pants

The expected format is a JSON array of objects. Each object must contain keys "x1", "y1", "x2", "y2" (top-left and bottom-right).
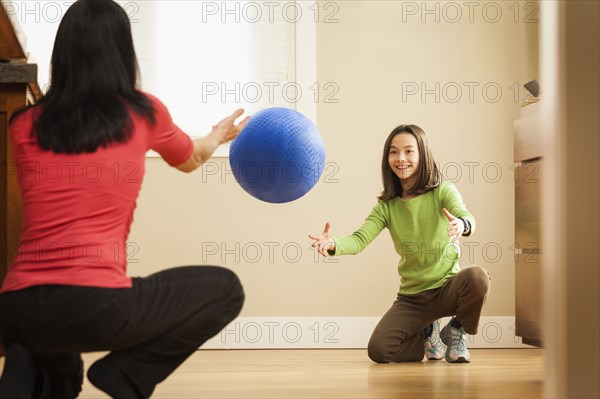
[{"x1": 0, "y1": 266, "x2": 245, "y2": 398}]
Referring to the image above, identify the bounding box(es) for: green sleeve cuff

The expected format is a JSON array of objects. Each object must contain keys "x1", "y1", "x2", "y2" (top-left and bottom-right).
[{"x1": 327, "y1": 237, "x2": 338, "y2": 256}]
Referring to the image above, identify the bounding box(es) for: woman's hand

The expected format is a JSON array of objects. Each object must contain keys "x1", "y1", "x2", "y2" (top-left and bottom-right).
[
  {"x1": 177, "y1": 109, "x2": 249, "y2": 173},
  {"x1": 442, "y1": 208, "x2": 465, "y2": 242},
  {"x1": 309, "y1": 222, "x2": 335, "y2": 257},
  {"x1": 208, "y1": 108, "x2": 250, "y2": 146}
]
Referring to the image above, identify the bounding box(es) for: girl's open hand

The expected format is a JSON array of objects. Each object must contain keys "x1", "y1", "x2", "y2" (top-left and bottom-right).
[
  {"x1": 442, "y1": 208, "x2": 464, "y2": 242},
  {"x1": 309, "y1": 222, "x2": 335, "y2": 257}
]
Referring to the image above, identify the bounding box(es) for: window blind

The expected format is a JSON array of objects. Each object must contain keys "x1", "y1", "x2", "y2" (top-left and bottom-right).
[{"x1": 130, "y1": 1, "x2": 296, "y2": 139}]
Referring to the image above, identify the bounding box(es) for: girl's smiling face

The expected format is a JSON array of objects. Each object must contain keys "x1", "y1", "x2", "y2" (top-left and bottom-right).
[{"x1": 388, "y1": 133, "x2": 420, "y2": 188}]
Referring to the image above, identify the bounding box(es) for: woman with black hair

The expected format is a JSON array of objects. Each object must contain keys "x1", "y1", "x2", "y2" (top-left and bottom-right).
[{"x1": 0, "y1": 0, "x2": 248, "y2": 397}]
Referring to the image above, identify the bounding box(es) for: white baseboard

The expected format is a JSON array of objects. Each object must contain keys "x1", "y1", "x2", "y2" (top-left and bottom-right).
[{"x1": 202, "y1": 316, "x2": 530, "y2": 349}]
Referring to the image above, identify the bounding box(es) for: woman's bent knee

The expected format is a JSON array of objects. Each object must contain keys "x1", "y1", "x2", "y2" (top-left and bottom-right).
[{"x1": 220, "y1": 269, "x2": 245, "y2": 320}]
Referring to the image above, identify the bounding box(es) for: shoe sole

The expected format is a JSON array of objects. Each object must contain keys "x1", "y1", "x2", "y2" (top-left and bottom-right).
[{"x1": 446, "y1": 357, "x2": 470, "y2": 363}]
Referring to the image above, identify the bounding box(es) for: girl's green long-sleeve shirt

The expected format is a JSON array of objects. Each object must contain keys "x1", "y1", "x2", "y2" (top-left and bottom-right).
[{"x1": 331, "y1": 181, "x2": 476, "y2": 295}]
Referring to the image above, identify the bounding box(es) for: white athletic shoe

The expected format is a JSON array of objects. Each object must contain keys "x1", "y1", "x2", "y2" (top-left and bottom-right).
[{"x1": 424, "y1": 319, "x2": 446, "y2": 360}]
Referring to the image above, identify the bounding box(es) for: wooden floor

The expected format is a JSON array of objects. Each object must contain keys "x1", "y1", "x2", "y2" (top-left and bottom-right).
[{"x1": 75, "y1": 349, "x2": 543, "y2": 398}]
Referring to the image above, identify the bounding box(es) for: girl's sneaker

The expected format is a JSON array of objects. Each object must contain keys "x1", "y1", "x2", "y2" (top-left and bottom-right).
[
  {"x1": 424, "y1": 319, "x2": 446, "y2": 360},
  {"x1": 440, "y1": 320, "x2": 471, "y2": 363}
]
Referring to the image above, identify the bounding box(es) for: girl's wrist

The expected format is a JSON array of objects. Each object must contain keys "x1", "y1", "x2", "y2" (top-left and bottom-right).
[{"x1": 460, "y1": 217, "x2": 471, "y2": 236}]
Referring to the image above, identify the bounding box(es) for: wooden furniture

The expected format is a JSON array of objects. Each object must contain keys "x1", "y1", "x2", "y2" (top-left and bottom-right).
[
  {"x1": 0, "y1": 0, "x2": 43, "y2": 358},
  {"x1": 0, "y1": 2, "x2": 41, "y2": 288},
  {"x1": 514, "y1": 101, "x2": 543, "y2": 347}
]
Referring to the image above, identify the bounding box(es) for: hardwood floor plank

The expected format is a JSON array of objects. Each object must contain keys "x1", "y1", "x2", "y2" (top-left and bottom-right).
[{"x1": 76, "y1": 349, "x2": 543, "y2": 398}]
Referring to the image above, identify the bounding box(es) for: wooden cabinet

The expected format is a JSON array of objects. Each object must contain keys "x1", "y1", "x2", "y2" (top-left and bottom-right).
[
  {"x1": 514, "y1": 102, "x2": 543, "y2": 347},
  {"x1": 0, "y1": 80, "x2": 26, "y2": 285},
  {"x1": 0, "y1": 2, "x2": 41, "y2": 286},
  {"x1": 0, "y1": 0, "x2": 42, "y2": 358}
]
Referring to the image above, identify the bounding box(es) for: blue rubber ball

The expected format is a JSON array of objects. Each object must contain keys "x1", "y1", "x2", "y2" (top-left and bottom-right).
[{"x1": 229, "y1": 108, "x2": 325, "y2": 203}]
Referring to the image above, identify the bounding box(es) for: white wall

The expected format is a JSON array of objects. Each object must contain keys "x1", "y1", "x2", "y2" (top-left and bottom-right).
[
  {"x1": 8, "y1": 0, "x2": 539, "y2": 320},
  {"x1": 130, "y1": 0, "x2": 538, "y2": 320}
]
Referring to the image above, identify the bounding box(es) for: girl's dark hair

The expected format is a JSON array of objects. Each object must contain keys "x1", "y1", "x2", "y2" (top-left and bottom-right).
[
  {"x1": 378, "y1": 124, "x2": 442, "y2": 201},
  {"x1": 17, "y1": 0, "x2": 155, "y2": 153}
]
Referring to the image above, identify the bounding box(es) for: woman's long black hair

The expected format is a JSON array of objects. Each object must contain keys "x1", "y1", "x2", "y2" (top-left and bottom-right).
[{"x1": 18, "y1": 0, "x2": 156, "y2": 153}]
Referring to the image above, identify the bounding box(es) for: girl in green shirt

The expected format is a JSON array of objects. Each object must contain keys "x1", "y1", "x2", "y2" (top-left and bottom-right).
[{"x1": 309, "y1": 124, "x2": 490, "y2": 363}]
